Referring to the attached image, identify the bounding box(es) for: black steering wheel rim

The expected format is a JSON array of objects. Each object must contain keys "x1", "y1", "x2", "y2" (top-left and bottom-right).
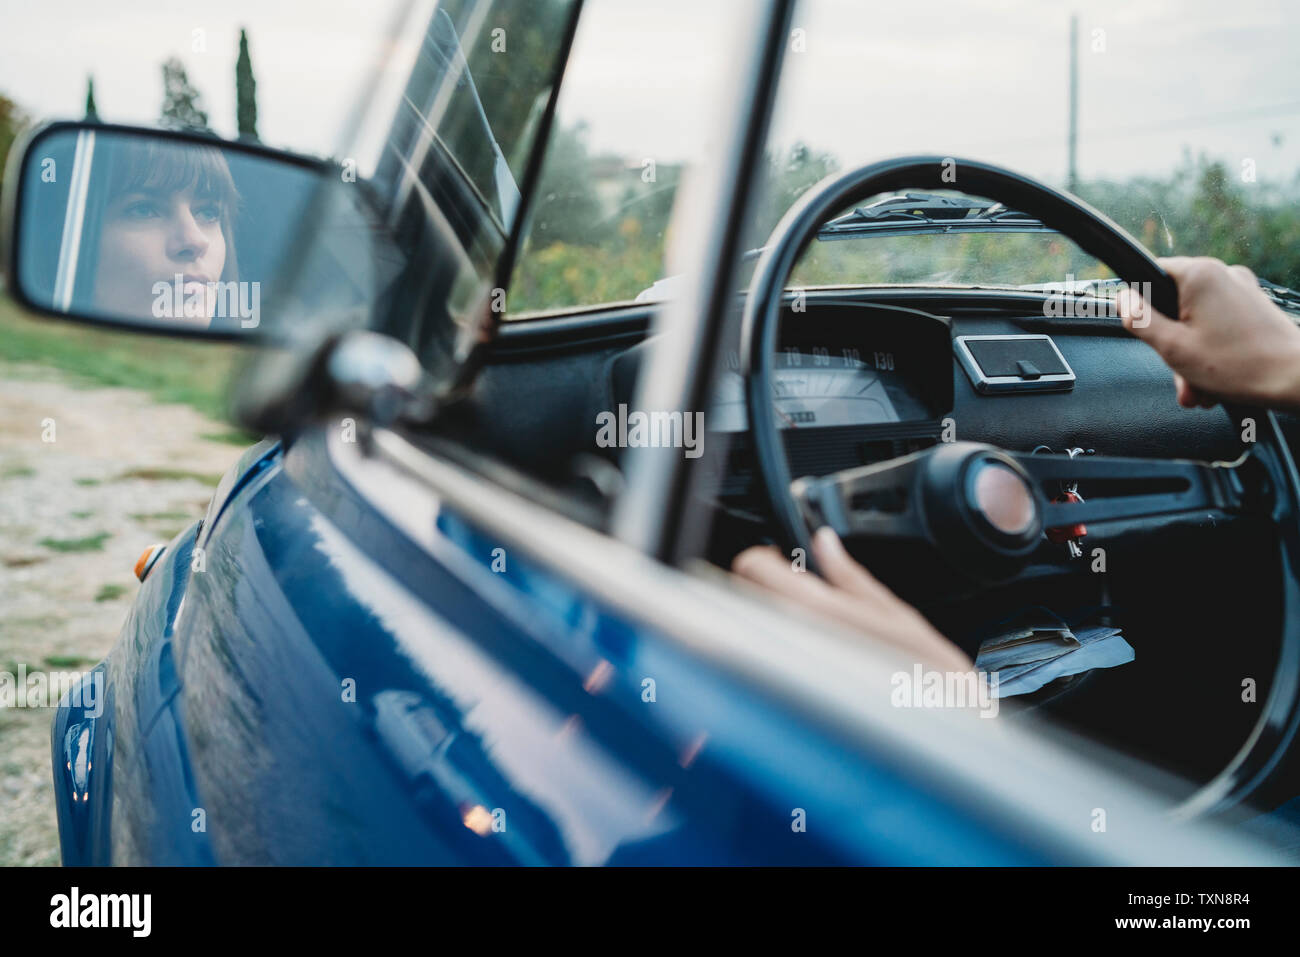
[
  {"x1": 741, "y1": 156, "x2": 1180, "y2": 562},
  {"x1": 739, "y1": 155, "x2": 1300, "y2": 818}
]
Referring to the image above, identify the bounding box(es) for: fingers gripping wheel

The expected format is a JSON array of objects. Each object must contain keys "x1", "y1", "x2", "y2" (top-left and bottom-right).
[{"x1": 739, "y1": 156, "x2": 1300, "y2": 816}]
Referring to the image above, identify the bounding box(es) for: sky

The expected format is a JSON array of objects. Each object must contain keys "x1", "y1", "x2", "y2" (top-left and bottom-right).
[
  {"x1": 556, "y1": 0, "x2": 1300, "y2": 187},
  {"x1": 0, "y1": 0, "x2": 428, "y2": 164},
  {"x1": 2, "y1": 0, "x2": 1298, "y2": 188}
]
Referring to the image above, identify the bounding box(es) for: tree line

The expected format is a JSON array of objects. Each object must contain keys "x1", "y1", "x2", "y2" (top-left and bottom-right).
[{"x1": 509, "y1": 133, "x2": 1300, "y2": 311}]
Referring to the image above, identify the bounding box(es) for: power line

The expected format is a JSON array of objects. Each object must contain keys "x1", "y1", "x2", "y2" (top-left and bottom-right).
[{"x1": 971, "y1": 100, "x2": 1300, "y2": 155}]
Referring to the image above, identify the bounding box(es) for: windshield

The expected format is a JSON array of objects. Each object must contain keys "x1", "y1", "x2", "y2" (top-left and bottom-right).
[
  {"x1": 506, "y1": 0, "x2": 1300, "y2": 314},
  {"x1": 787, "y1": 194, "x2": 1114, "y2": 289},
  {"x1": 790, "y1": 231, "x2": 1115, "y2": 290}
]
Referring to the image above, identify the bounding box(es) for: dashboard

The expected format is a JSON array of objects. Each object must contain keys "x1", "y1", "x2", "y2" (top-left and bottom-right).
[
  {"x1": 710, "y1": 301, "x2": 952, "y2": 434},
  {"x1": 492, "y1": 284, "x2": 1259, "y2": 524},
  {"x1": 690, "y1": 301, "x2": 954, "y2": 506},
  {"x1": 606, "y1": 301, "x2": 955, "y2": 506},
  {"x1": 708, "y1": 349, "x2": 923, "y2": 432}
]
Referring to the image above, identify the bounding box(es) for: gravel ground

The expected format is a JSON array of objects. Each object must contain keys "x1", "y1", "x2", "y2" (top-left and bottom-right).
[{"x1": 0, "y1": 360, "x2": 245, "y2": 866}]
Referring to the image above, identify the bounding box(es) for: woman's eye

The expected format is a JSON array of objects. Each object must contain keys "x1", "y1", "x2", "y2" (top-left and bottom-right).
[
  {"x1": 124, "y1": 201, "x2": 161, "y2": 219},
  {"x1": 193, "y1": 204, "x2": 221, "y2": 224}
]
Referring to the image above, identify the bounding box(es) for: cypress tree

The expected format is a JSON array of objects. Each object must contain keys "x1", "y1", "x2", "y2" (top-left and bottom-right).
[{"x1": 236, "y1": 28, "x2": 258, "y2": 141}]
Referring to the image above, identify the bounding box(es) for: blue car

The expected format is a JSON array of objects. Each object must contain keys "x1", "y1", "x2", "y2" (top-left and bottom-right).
[{"x1": 6, "y1": 0, "x2": 1300, "y2": 865}]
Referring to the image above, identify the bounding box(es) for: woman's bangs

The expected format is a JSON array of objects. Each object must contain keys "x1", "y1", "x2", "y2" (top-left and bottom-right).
[{"x1": 108, "y1": 139, "x2": 240, "y2": 207}]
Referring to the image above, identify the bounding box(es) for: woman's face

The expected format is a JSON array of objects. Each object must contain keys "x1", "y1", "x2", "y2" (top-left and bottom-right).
[{"x1": 91, "y1": 185, "x2": 227, "y2": 326}]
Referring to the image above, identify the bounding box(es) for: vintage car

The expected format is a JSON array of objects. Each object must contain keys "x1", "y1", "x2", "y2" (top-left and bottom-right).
[{"x1": 4, "y1": 0, "x2": 1300, "y2": 864}]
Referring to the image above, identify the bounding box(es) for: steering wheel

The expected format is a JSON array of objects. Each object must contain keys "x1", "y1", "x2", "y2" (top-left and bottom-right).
[{"x1": 739, "y1": 156, "x2": 1300, "y2": 817}]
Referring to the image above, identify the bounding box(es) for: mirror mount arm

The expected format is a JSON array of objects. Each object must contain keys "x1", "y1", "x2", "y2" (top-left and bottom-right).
[{"x1": 233, "y1": 329, "x2": 439, "y2": 443}]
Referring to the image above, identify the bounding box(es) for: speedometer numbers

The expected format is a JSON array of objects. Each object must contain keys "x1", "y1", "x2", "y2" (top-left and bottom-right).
[
  {"x1": 772, "y1": 347, "x2": 901, "y2": 428},
  {"x1": 709, "y1": 343, "x2": 914, "y2": 432}
]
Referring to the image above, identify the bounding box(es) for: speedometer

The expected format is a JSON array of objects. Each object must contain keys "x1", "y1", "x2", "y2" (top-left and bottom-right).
[
  {"x1": 697, "y1": 306, "x2": 950, "y2": 434},
  {"x1": 705, "y1": 346, "x2": 909, "y2": 432},
  {"x1": 771, "y1": 348, "x2": 900, "y2": 429}
]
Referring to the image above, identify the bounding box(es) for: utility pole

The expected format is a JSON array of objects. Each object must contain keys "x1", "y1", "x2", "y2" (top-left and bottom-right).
[{"x1": 1068, "y1": 14, "x2": 1078, "y2": 192}]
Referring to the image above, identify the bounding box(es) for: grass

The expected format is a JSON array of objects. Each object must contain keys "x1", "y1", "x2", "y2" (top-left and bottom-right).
[
  {"x1": 42, "y1": 654, "x2": 97, "y2": 669},
  {"x1": 202, "y1": 429, "x2": 259, "y2": 446},
  {"x1": 1, "y1": 465, "x2": 35, "y2": 478},
  {"x1": 93, "y1": 583, "x2": 128, "y2": 602},
  {"x1": 0, "y1": 293, "x2": 248, "y2": 422},
  {"x1": 129, "y1": 510, "x2": 192, "y2": 522},
  {"x1": 70, "y1": 510, "x2": 93, "y2": 519},
  {"x1": 116, "y1": 467, "x2": 221, "y2": 486},
  {"x1": 38, "y1": 532, "x2": 110, "y2": 553},
  {"x1": 73, "y1": 478, "x2": 100, "y2": 487}
]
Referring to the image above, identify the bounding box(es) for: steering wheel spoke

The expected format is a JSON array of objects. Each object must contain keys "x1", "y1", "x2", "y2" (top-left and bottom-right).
[
  {"x1": 793, "y1": 442, "x2": 1252, "y2": 585},
  {"x1": 1013, "y1": 450, "x2": 1247, "y2": 526}
]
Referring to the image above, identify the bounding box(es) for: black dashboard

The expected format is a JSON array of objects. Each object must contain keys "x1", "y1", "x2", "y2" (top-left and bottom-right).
[
  {"x1": 707, "y1": 301, "x2": 951, "y2": 432},
  {"x1": 482, "y1": 287, "x2": 1262, "y2": 505},
  {"x1": 611, "y1": 299, "x2": 955, "y2": 509}
]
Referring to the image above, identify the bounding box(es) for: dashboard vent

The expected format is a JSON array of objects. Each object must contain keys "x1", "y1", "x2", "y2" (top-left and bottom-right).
[{"x1": 954, "y1": 334, "x2": 1075, "y2": 394}]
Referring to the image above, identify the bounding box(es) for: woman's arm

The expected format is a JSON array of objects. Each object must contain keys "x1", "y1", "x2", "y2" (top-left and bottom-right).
[
  {"x1": 731, "y1": 527, "x2": 973, "y2": 674},
  {"x1": 1118, "y1": 256, "x2": 1300, "y2": 411}
]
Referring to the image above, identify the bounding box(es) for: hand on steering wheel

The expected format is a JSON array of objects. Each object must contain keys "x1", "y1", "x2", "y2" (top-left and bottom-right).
[{"x1": 1118, "y1": 256, "x2": 1300, "y2": 411}]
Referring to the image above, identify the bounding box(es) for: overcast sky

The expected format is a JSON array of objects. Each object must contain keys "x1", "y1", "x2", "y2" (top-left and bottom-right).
[
  {"x1": 0, "y1": 0, "x2": 423, "y2": 161},
  {"x1": 2, "y1": 0, "x2": 1297, "y2": 187},
  {"x1": 557, "y1": 0, "x2": 1300, "y2": 186}
]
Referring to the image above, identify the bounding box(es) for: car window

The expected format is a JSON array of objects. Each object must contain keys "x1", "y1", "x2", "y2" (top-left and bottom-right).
[
  {"x1": 355, "y1": 0, "x2": 578, "y2": 379},
  {"x1": 371, "y1": 0, "x2": 576, "y2": 231},
  {"x1": 504, "y1": 0, "x2": 750, "y2": 317}
]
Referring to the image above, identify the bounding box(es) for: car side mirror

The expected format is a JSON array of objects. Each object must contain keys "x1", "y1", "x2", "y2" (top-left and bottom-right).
[{"x1": 1, "y1": 121, "x2": 344, "y2": 339}]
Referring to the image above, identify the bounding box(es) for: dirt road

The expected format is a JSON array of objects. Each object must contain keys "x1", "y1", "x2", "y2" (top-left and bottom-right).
[{"x1": 0, "y1": 360, "x2": 245, "y2": 865}]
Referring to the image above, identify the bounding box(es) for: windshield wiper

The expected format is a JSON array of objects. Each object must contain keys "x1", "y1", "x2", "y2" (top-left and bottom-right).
[
  {"x1": 1257, "y1": 278, "x2": 1300, "y2": 313},
  {"x1": 816, "y1": 192, "x2": 1051, "y2": 240},
  {"x1": 1018, "y1": 276, "x2": 1127, "y2": 296},
  {"x1": 729, "y1": 192, "x2": 1051, "y2": 265}
]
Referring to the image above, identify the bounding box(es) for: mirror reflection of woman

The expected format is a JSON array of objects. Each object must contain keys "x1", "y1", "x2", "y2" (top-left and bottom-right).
[{"x1": 86, "y1": 139, "x2": 240, "y2": 328}]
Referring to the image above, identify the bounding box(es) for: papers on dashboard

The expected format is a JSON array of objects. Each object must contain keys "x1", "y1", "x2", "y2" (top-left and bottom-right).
[{"x1": 974, "y1": 610, "x2": 1135, "y2": 698}]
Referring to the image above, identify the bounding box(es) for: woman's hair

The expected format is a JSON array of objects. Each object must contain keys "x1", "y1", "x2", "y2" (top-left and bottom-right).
[{"x1": 72, "y1": 134, "x2": 242, "y2": 305}]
